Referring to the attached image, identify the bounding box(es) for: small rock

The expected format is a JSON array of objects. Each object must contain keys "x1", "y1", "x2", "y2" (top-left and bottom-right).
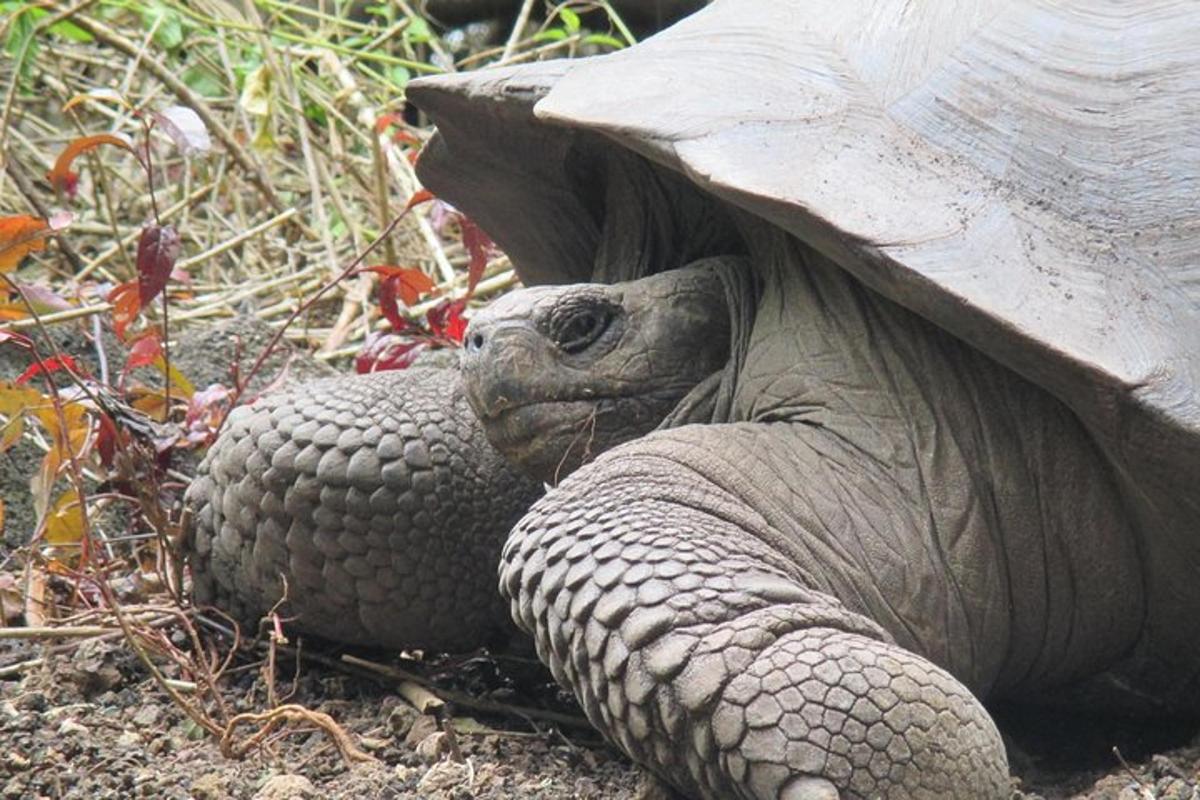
[
  {"x1": 403, "y1": 714, "x2": 439, "y2": 748},
  {"x1": 4, "y1": 752, "x2": 29, "y2": 771},
  {"x1": 359, "y1": 736, "x2": 389, "y2": 752},
  {"x1": 131, "y1": 705, "x2": 160, "y2": 727},
  {"x1": 386, "y1": 703, "x2": 419, "y2": 738},
  {"x1": 416, "y1": 761, "x2": 469, "y2": 794},
  {"x1": 13, "y1": 692, "x2": 46, "y2": 712},
  {"x1": 190, "y1": 772, "x2": 227, "y2": 799},
  {"x1": 56, "y1": 719, "x2": 88, "y2": 736},
  {"x1": 414, "y1": 731, "x2": 452, "y2": 763},
  {"x1": 254, "y1": 774, "x2": 316, "y2": 800},
  {"x1": 115, "y1": 730, "x2": 140, "y2": 748}
]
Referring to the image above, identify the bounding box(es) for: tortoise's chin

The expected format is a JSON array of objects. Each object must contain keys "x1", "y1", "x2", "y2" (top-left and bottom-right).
[
  {"x1": 480, "y1": 395, "x2": 666, "y2": 484},
  {"x1": 480, "y1": 398, "x2": 610, "y2": 484}
]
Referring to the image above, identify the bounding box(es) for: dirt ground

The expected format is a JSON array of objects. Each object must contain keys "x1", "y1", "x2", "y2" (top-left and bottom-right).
[{"x1": 1, "y1": 631, "x2": 1198, "y2": 800}]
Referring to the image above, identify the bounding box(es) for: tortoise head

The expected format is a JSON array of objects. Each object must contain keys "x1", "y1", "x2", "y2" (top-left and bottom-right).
[{"x1": 460, "y1": 260, "x2": 731, "y2": 483}]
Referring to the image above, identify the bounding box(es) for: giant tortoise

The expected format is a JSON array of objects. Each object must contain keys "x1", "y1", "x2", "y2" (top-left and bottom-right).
[{"x1": 186, "y1": 1, "x2": 1200, "y2": 797}]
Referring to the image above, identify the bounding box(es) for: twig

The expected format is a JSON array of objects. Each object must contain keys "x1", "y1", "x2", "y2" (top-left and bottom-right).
[
  {"x1": 0, "y1": 625, "x2": 122, "y2": 639},
  {"x1": 220, "y1": 704, "x2": 377, "y2": 764},
  {"x1": 337, "y1": 653, "x2": 592, "y2": 730},
  {"x1": 501, "y1": 0, "x2": 538, "y2": 64}
]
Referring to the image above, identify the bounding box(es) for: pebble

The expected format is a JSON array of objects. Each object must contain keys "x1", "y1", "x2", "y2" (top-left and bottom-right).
[
  {"x1": 56, "y1": 719, "x2": 88, "y2": 736},
  {"x1": 253, "y1": 774, "x2": 317, "y2": 800}
]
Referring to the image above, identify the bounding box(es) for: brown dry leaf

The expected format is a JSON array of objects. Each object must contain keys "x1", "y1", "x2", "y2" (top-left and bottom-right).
[{"x1": 23, "y1": 568, "x2": 47, "y2": 628}]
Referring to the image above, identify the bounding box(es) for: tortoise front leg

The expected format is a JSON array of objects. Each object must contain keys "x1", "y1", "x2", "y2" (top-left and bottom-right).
[
  {"x1": 186, "y1": 367, "x2": 542, "y2": 651},
  {"x1": 500, "y1": 424, "x2": 1009, "y2": 799}
]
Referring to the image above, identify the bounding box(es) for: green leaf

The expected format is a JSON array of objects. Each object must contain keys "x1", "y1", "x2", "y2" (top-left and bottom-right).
[
  {"x1": 47, "y1": 19, "x2": 93, "y2": 42},
  {"x1": 532, "y1": 28, "x2": 568, "y2": 43},
  {"x1": 3, "y1": 4, "x2": 37, "y2": 85},
  {"x1": 181, "y1": 66, "x2": 224, "y2": 98},
  {"x1": 404, "y1": 16, "x2": 431, "y2": 44},
  {"x1": 582, "y1": 32, "x2": 625, "y2": 50},
  {"x1": 558, "y1": 7, "x2": 580, "y2": 34},
  {"x1": 386, "y1": 65, "x2": 411, "y2": 90},
  {"x1": 140, "y1": 3, "x2": 185, "y2": 51},
  {"x1": 303, "y1": 102, "x2": 328, "y2": 125}
]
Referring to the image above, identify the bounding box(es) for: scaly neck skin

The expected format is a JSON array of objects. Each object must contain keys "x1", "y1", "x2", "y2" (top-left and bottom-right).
[{"x1": 732, "y1": 232, "x2": 1143, "y2": 695}]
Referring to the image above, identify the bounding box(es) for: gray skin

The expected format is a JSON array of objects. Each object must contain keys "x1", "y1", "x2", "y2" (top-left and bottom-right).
[
  {"x1": 185, "y1": 262, "x2": 732, "y2": 652},
  {"x1": 477, "y1": 226, "x2": 1141, "y2": 800},
  {"x1": 461, "y1": 260, "x2": 733, "y2": 483}
]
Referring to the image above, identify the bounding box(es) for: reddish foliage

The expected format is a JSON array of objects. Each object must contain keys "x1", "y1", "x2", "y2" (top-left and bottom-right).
[
  {"x1": 121, "y1": 331, "x2": 163, "y2": 382},
  {"x1": 47, "y1": 133, "x2": 137, "y2": 197},
  {"x1": 426, "y1": 299, "x2": 468, "y2": 344},
  {"x1": 374, "y1": 112, "x2": 405, "y2": 135},
  {"x1": 107, "y1": 280, "x2": 141, "y2": 340},
  {"x1": 354, "y1": 333, "x2": 427, "y2": 374},
  {"x1": 406, "y1": 189, "x2": 434, "y2": 210},
  {"x1": 459, "y1": 217, "x2": 494, "y2": 297},
  {"x1": 362, "y1": 266, "x2": 435, "y2": 332},
  {"x1": 136, "y1": 224, "x2": 181, "y2": 307},
  {"x1": 94, "y1": 412, "x2": 120, "y2": 468},
  {"x1": 16, "y1": 354, "x2": 84, "y2": 385}
]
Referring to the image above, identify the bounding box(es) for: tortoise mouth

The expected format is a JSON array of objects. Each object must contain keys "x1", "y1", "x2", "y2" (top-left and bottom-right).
[{"x1": 477, "y1": 387, "x2": 695, "y2": 482}]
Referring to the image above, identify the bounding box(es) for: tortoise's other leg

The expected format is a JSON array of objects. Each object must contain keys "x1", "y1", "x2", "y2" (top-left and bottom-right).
[
  {"x1": 501, "y1": 424, "x2": 1009, "y2": 800},
  {"x1": 185, "y1": 367, "x2": 542, "y2": 651}
]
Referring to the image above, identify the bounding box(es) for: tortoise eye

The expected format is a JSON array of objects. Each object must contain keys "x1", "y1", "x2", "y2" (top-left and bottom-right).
[{"x1": 555, "y1": 306, "x2": 614, "y2": 354}]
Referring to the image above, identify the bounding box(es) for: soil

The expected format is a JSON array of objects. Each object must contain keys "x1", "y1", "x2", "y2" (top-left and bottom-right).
[{"x1": 1, "y1": 632, "x2": 1198, "y2": 800}]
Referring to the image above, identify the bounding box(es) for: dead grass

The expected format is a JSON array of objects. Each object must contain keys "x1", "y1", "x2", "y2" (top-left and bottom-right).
[{"x1": 0, "y1": 0, "x2": 631, "y2": 779}]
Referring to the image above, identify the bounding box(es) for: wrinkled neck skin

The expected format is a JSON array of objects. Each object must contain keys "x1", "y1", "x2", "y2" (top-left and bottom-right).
[
  {"x1": 461, "y1": 257, "x2": 742, "y2": 484},
  {"x1": 717, "y1": 222, "x2": 1143, "y2": 696}
]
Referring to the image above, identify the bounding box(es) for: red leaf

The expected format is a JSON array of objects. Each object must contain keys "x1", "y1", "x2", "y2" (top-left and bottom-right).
[
  {"x1": 16, "y1": 354, "x2": 83, "y2": 385},
  {"x1": 406, "y1": 189, "x2": 434, "y2": 210},
  {"x1": 363, "y1": 266, "x2": 435, "y2": 331},
  {"x1": 121, "y1": 331, "x2": 163, "y2": 380},
  {"x1": 95, "y1": 412, "x2": 119, "y2": 468},
  {"x1": 426, "y1": 299, "x2": 468, "y2": 344},
  {"x1": 107, "y1": 280, "x2": 140, "y2": 340},
  {"x1": 460, "y1": 217, "x2": 494, "y2": 298},
  {"x1": 375, "y1": 274, "x2": 407, "y2": 333},
  {"x1": 355, "y1": 334, "x2": 426, "y2": 374},
  {"x1": 136, "y1": 225, "x2": 181, "y2": 308},
  {"x1": 373, "y1": 112, "x2": 406, "y2": 135},
  {"x1": 48, "y1": 133, "x2": 137, "y2": 196}
]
